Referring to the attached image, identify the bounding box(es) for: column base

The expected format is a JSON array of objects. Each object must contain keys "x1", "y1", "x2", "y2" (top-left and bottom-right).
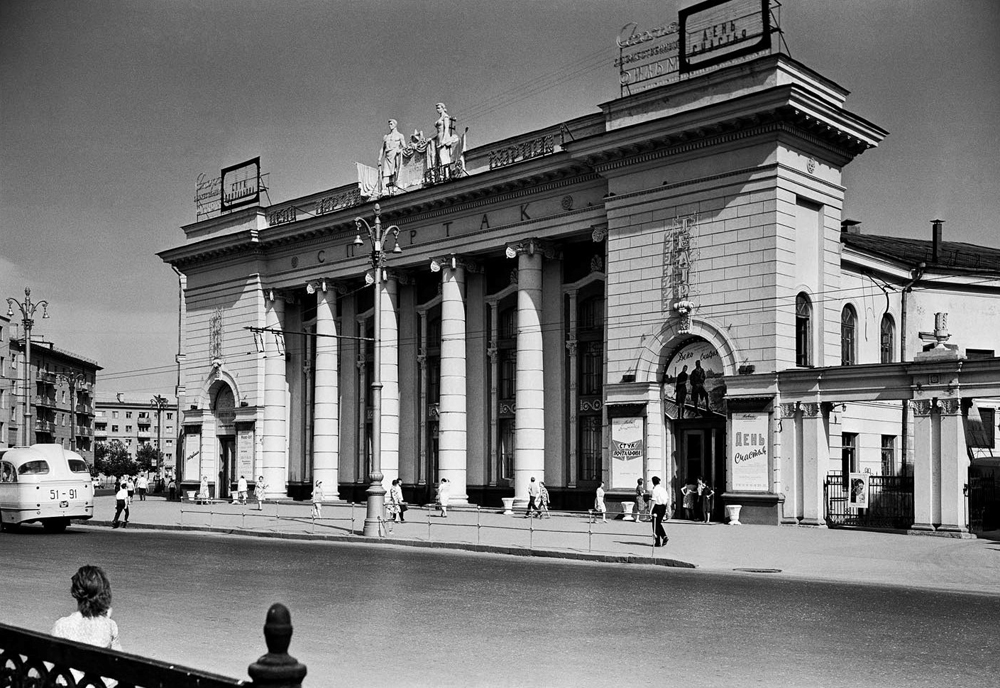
[
  {"x1": 908, "y1": 522, "x2": 936, "y2": 533},
  {"x1": 797, "y1": 518, "x2": 828, "y2": 528},
  {"x1": 907, "y1": 524, "x2": 976, "y2": 539}
]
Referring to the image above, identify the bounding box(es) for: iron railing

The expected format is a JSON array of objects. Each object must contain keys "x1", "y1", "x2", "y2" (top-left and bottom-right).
[
  {"x1": 825, "y1": 471, "x2": 914, "y2": 529},
  {"x1": 0, "y1": 603, "x2": 305, "y2": 688}
]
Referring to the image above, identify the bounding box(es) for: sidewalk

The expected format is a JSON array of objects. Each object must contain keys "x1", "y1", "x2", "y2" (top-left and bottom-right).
[{"x1": 88, "y1": 495, "x2": 1000, "y2": 596}]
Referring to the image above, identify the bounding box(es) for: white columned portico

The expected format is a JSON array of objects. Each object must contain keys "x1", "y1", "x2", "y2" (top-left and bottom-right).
[
  {"x1": 262, "y1": 291, "x2": 287, "y2": 500},
  {"x1": 311, "y1": 281, "x2": 340, "y2": 499},
  {"x1": 507, "y1": 240, "x2": 547, "y2": 507},
  {"x1": 379, "y1": 271, "x2": 401, "y2": 488},
  {"x1": 433, "y1": 254, "x2": 470, "y2": 504}
]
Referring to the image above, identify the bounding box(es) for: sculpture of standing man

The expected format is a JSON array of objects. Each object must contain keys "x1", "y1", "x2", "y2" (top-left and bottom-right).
[
  {"x1": 433, "y1": 103, "x2": 458, "y2": 168},
  {"x1": 379, "y1": 118, "x2": 407, "y2": 194}
]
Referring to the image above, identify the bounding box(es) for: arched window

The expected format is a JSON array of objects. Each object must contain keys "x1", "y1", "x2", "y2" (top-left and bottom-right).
[
  {"x1": 880, "y1": 314, "x2": 895, "y2": 364},
  {"x1": 841, "y1": 305, "x2": 858, "y2": 366},
  {"x1": 795, "y1": 293, "x2": 812, "y2": 367}
]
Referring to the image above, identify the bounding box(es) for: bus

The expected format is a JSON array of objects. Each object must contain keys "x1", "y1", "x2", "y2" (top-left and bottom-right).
[{"x1": 0, "y1": 444, "x2": 95, "y2": 533}]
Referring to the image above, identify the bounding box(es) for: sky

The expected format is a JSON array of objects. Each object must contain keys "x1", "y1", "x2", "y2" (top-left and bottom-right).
[{"x1": 2, "y1": 0, "x2": 998, "y2": 397}]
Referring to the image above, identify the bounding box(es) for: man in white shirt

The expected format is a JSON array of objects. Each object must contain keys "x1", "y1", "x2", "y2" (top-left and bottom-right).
[
  {"x1": 525, "y1": 476, "x2": 542, "y2": 518},
  {"x1": 237, "y1": 475, "x2": 249, "y2": 505},
  {"x1": 649, "y1": 476, "x2": 669, "y2": 546}
]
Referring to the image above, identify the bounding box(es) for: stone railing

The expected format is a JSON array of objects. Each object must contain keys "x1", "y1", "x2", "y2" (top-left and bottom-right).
[{"x1": 0, "y1": 603, "x2": 306, "y2": 687}]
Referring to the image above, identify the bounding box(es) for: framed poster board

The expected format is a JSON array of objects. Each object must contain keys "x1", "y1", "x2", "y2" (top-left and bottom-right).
[
  {"x1": 731, "y1": 411, "x2": 769, "y2": 491},
  {"x1": 610, "y1": 416, "x2": 645, "y2": 490}
]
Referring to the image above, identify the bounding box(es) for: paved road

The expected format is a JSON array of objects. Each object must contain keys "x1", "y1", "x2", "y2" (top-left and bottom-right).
[{"x1": 3, "y1": 526, "x2": 999, "y2": 687}]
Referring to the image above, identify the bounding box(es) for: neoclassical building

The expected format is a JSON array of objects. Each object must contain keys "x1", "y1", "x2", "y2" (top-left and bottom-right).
[{"x1": 160, "y1": 47, "x2": 1000, "y2": 531}]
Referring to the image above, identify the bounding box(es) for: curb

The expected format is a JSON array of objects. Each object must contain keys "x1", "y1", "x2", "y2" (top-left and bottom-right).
[{"x1": 82, "y1": 520, "x2": 698, "y2": 569}]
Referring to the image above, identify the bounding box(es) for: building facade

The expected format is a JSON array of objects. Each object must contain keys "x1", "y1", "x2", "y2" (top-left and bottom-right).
[
  {"x1": 3, "y1": 333, "x2": 100, "y2": 463},
  {"x1": 160, "y1": 48, "x2": 1000, "y2": 532},
  {"x1": 94, "y1": 394, "x2": 178, "y2": 475}
]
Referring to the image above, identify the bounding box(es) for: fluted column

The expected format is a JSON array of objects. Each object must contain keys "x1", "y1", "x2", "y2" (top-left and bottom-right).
[
  {"x1": 937, "y1": 399, "x2": 969, "y2": 533},
  {"x1": 433, "y1": 254, "x2": 471, "y2": 504},
  {"x1": 262, "y1": 291, "x2": 287, "y2": 500},
  {"x1": 311, "y1": 282, "x2": 340, "y2": 499},
  {"x1": 507, "y1": 240, "x2": 547, "y2": 506},
  {"x1": 379, "y1": 272, "x2": 400, "y2": 488}
]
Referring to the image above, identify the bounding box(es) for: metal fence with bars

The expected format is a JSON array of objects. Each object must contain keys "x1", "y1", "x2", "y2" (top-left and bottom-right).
[{"x1": 824, "y1": 471, "x2": 914, "y2": 529}]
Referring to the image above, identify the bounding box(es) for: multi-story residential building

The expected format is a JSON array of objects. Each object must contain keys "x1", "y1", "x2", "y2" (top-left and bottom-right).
[
  {"x1": 4, "y1": 332, "x2": 100, "y2": 463},
  {"x1": 94, "y1": 394, "x2": 178, "y2": 476}
]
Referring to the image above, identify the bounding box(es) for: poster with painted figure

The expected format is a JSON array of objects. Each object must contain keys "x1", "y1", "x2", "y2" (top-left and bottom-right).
[{"x1": 665, "y1": 339, "x2": 726, "y2": 417}]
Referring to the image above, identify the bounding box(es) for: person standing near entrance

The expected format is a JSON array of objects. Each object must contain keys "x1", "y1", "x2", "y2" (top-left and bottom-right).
[
  {"x1": 697, "y1": 476, "x2": 714, "y2": 523},
  {"x1": 255, "y1": 475, "x2": 267, "y2": 511},
  {"x1": 310, "y1": 481, "x2": 324, "y2": 518},
  {"x1": 650, "y1": 476, "x2": 669, "y2": 546},
  {"x1": 595, "y1": 481, "x2": 607, "y2": 523},
  {"x1": 634, "y1": 478, "x2": 648, "y2": 522},
  {"x1": 136, "y1": 474, "x2": 148, "y2": 501},
  {"x1": 437, "y1": 478, "x2": 451, "y2": 517}
]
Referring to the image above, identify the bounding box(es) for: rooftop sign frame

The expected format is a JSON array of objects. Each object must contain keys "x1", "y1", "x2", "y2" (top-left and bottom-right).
[
  {"x1": 678, "y1": 0, "x2": 771, "y2": 74},
  {"x1": 220, "y1": 157, "x2": 261, "y2": 212}
]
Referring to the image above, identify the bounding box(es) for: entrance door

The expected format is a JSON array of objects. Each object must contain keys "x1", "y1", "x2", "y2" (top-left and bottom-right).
[
  {"x1": 218, "y1": 436, "x2": 235, "y2": 499},
  {"x1": 679, "y1": 428, "x2": 716, "y2": 520}
]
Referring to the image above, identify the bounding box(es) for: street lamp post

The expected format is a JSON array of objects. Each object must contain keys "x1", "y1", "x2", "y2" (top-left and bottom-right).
[
  {"x1": 56, "y1": 371, "x2": 87, "y2": 452},
  {"x1": 353, "y1": 203, "x2": 403, "y2": 537},
  {"x1": 151, "y1": 394, "x2": 168, "y2": 480},
  {"x1": 6, "y1": 287, "x2": 49, "y2": 447}
]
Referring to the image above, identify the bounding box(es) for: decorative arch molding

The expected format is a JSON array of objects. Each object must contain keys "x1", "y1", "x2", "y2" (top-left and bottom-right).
[
  {"x1": 195, "y1": 361, "x2": 243, "y2": 412},
  {"x1": 632, "y1": 316, "x2": 742, "y2": 384}
]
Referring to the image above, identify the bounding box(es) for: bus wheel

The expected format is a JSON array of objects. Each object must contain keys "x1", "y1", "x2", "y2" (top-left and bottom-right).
[{"x1": 43, "y1": 519, "x2": 69, "y2": 534}]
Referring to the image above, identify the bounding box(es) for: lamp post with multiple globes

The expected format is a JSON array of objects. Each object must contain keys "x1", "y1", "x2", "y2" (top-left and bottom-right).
[
  {"x1": 6, "y1": 287, "x2": 49, "y2": 447},
  {"x1": 353, "y1": 203, "x2": 403, "y2": 536}
]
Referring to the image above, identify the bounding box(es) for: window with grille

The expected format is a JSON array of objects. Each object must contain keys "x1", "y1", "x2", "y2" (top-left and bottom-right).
[
  {"x1": 579, "y1": 415, "x2": 602, "y2": 482},
  {"x1": 880, "y1": 435, "x2": 895, "y2": 475}
]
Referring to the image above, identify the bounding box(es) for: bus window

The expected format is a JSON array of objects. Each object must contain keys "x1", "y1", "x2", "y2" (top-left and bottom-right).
[
  {"x1": 18, "y1": 460, "x2": 50, "y2": 475},
  {"x1": 68, "y1": 459, "x2": 90, "y2": 474},
  {"x1": 1, "y1": 461, "x2": 15, "y2": 482}
]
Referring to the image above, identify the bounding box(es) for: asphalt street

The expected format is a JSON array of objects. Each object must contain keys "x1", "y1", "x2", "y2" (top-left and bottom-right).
[{"x1": 3, "y1": 526, "x2": 999, "y2": 688}]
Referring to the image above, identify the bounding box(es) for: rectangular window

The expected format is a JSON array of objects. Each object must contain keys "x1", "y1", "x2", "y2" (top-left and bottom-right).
[
  {"x1": 126, "y1": 411, "x2": 132, "y2": 419},
  {"x1": 499, "y1": 349, "x2": 516, "y2": 400},
  {"x1": 579, "y1": 341, "x2": 603, "y2": 397},
  {"x1": 112, "y1": 411, "x2": 119, "y2": 419},
  {"x1": 167, "y1": 412, "x2": 174, "y2": 420},
  {"x1": 841, "y1": 432, "x2": 858, "y2": 486},
  {"x1": 126, "y1": 425, "x2": 132, "y2": 433},
  {"x1": 112, "y1": 425, "x2": 119, "y2": 432},
  {"x1": 499, "y1": 418, "x2": 515, "y2": 481},
  {"x1": 578, "y1": 416, "x2": 602, "y2": 482},
  {"x1": 880, "y1": 435, "x2": 895, "y2": 476}
]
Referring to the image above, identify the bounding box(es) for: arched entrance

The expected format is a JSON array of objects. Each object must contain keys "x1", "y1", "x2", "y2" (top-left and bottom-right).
[
  {"x1": 663, "y1": 337, "x2": 727, "y2": 521},
  {"x1": 211, "y1": 382, "x2": 237, "y2": 500}
]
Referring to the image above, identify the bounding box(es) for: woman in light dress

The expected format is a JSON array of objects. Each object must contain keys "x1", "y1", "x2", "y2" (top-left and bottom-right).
[
  {"x1": 595, "y1": 481, "x2": 607, "y2": 523},
  {"x1": 437, "y1": 477, "x2": 451, "y2": 517}
]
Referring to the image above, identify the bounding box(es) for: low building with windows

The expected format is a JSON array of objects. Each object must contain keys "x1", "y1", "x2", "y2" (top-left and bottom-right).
[
  {"x1": 159, "y1": 13, "x2": 1000, "y2": 533},
  {"x1": 94, "y1": 394, "x2": 178, "y2": 475}
]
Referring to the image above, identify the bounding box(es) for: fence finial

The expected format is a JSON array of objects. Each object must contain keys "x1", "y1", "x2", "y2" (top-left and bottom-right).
[{"x1": 248, "y1": 603, "x2": 308, "y2": 687}]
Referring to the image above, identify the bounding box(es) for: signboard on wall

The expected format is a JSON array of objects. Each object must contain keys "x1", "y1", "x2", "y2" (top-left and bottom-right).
[
  {"x1": 610, "y1": 416, "x2": 645, "y2": 489},
  {"x1": 665, "y1": 339, "x2": 726, "y2": 417},
  {"x1": 679, "y1": 0, "x2": 771, "y2": 74},
  {"x1": 237, "y1": 427, "x2": 255, "y2": 479},
  {"x1": 731, "y1": 411, "x2": 769, "y2": 491},
  {"x1": 183, "y1": 430, "x2": 201, "y2": 482}
]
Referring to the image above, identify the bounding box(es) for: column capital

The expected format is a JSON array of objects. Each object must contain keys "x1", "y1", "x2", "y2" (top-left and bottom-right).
[
  {"x1": 429, "y1": 253, "x2": 482, "y2": 274},
  {"x1": 778, "y1": 402, "x2": 799, "y2": 418},
  {"x1": 504, "y1": 238, "x2": 558, "y2": 261},
  {"x1": 306, "y1": 279, "x2": 348, "y2": 296},
  {"x1": 911, "y1": 398, "x2": 937, "y2": 416},
  {"x1": 800, "y1": 402, "x2": 822, "y2": 418}
]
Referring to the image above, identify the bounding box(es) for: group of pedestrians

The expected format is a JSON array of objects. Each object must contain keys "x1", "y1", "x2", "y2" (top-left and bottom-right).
[{"x1": 525, "y1": 476, "x2": 551, "y2": 518}]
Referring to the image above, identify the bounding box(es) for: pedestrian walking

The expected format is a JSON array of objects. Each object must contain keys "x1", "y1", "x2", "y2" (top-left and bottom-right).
[
  {"x1": 125, "y1": 476, "x2": 135, "y2": 502},
  {"x1": 111, "y1": 481, "x2": 130, "y2": 528},
  {"x1": 167, "y1": 477, "x2": 176, "y2": 501},
  {"x1": 538, "y1": 481, "x2": 551, "y2": 518},
  {"x1": 595, "y1": 480, "x2": 607, "y2": 523},
  {"x1": 136, "y1": 475, "x2": 148, "y2": 501},
  {"x1": 681, "y1": 478, "x2": 698, "y2": 520},
  {"x1": 198, "y1": 475, "x2": 209, "y2": 504},
  {"x1": 649, "y1": 476, "x2": 669, "y2": 546},
  {"x1": 389, "y1": 479, "x2": 407, "y2": 523},
  {"x1": 237, "y1": 475, "x2": 248, "y2": 505},
  {"x1": 525, "y1": 476, "x2": 542, "y2": 518},
  {"x1": 255, "y1": 475, "x2": 267, "y2": 510},
  {"x1": 51, "y1": 564, "x2": 123, "y2": 687},
  {"x1": 437, "y1": 478, "x2": 451, "y2": 517},
  {"x1": 634, "y1": 478, "x2": 648, "y2": 522},
  {"x1": 310, "y1": 480, "x2": 324, "y2": 518},
  {"x1": 697, "y1": 476, "x2": 715, "y2": 523}
]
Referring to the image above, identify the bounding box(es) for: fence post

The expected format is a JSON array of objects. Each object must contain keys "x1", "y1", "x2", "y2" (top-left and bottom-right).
[
  {"x1": 247, "y1": 603, "x2": 307, "y2": 687},
  {"x1": 588, "y1": 510, "x2": 593, "y2": 552},
  {"x1": 476, "y1": 506, "x2": 481, "y2": 546}
]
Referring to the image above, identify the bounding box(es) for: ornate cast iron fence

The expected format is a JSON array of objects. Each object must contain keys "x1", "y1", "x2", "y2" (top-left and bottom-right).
[
  {"x1": 824, "y1": 471, "x2": 914, "y2": 529},
  {"x1": 0, "y1": 603, "x2": 306, "y2": 688}
]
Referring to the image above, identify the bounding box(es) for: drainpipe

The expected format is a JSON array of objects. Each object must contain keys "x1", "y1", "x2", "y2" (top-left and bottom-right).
[{"x1": 900, "y1": 261, "x2": 925, "y2": 476}]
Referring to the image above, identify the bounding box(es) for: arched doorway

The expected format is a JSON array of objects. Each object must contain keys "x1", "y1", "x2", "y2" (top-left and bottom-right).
[
  {"x1": 663, "y1": 337, "x2": 727, "y2": 521},
  {"x1": 211, "y1": 383, "x2": 237, "y2": 500}
]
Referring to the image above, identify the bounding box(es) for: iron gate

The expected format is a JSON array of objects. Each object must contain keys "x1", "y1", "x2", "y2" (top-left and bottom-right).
[{"x1": 824, "y1": 471, "x2": 913, "y2": 529}]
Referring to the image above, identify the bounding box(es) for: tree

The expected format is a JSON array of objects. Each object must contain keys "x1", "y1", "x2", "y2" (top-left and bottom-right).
[
  {"x1": 95, "y1": 440, "x2": 138, "y2": 479},
  {"x1": 135, "y1": 443, "x2": 162, "y2": 473}
]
